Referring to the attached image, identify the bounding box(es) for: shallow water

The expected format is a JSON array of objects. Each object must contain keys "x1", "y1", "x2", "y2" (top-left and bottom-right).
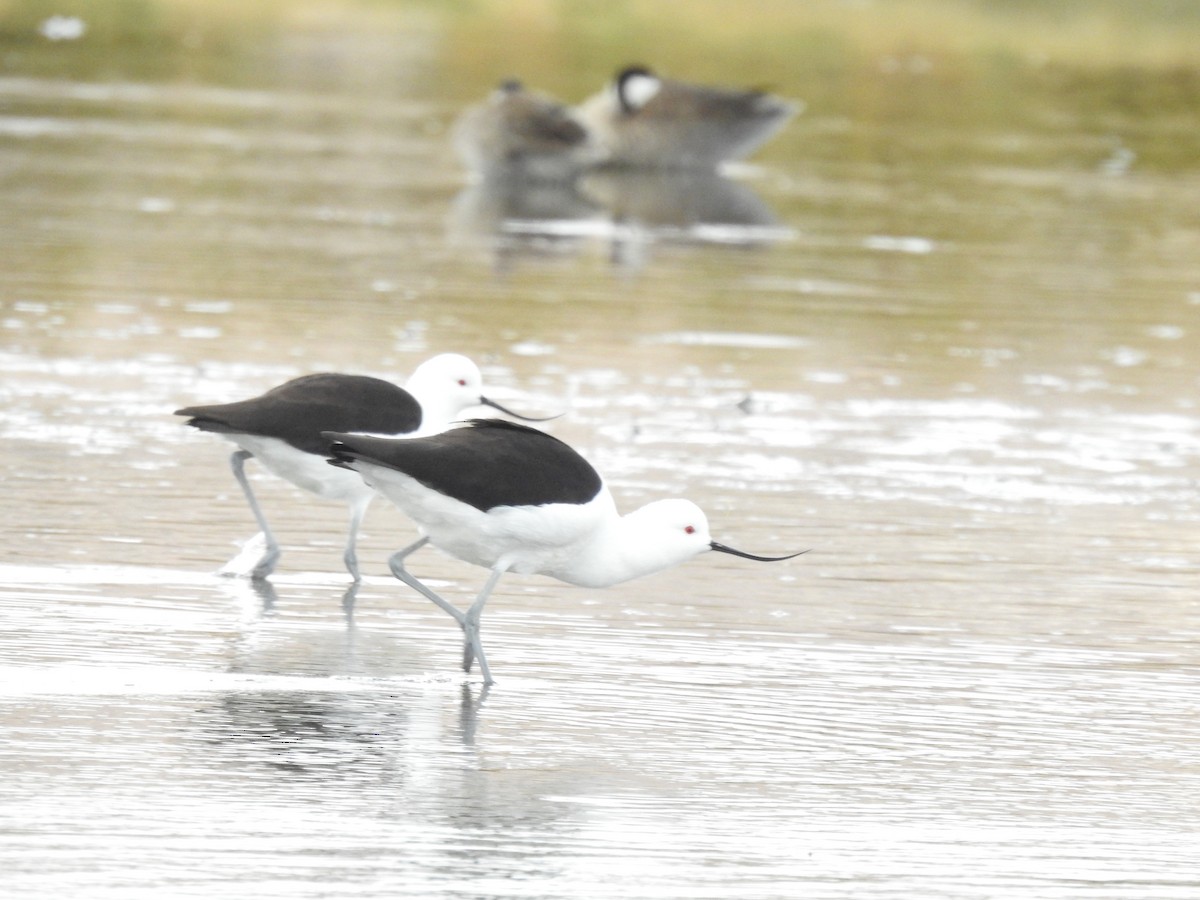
[{"x1": 2, "y1": 4, "x2": 1200, "y2": 898}]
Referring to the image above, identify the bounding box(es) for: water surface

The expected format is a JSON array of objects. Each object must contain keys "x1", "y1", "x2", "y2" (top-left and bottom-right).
[{"x1": 2, "y1": 3, "x2": 1199, "y2": 897}]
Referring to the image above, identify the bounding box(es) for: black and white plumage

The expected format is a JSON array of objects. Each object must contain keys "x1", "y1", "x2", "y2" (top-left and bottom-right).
[
  {"x1": 576, "y1": 65, "x2": 801, "y2": 170},
  {"x1": 326, "y1": 419, "x2": 804, "y2": 684},
  {"x1": 453, "y1": 79, "x2": 601, "y2": 182},
  {"x1": 175, "y1": 353, "x2": 545, "y2": 581}
]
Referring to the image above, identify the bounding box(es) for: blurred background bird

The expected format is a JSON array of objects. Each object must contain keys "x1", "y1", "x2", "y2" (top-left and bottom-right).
[{"x1": 576, "y1": 64, "x2": 801, "y2": 170}]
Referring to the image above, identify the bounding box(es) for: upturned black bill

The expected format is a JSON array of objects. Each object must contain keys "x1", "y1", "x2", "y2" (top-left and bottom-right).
[
  {"x1": 710, "y1": 542, "x2": 808, "y2": 562},
  {"x1": 479, "y1": 396, "x2": 560, "y2": 422}
]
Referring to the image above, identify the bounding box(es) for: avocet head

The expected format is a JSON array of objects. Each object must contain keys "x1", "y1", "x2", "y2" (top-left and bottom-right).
[
  {"x1": 403, "y1": 353, "x2": 484, "y2": 427},
  {"x1": 630, "y1": 499, "x2": 717, "y2": 565},
  {"x1": 404, "y1": 353, "x2": 553, "y2": 432},
  {"x1": 627, "y1": 499, "x2": 806, "y2": 576}
]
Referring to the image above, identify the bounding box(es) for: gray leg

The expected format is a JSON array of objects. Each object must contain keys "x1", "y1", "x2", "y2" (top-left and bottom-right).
[
  {"x1": 387, "y1": 536, "x2": 456, "y2": 612},
  {"x1": 460, "y1": 567, "x2": 506, "y2": 686},
  {"x1": 342, "y1": 495, "x2": 372, "y2": 582},
  {"x1": 387, "y1": 538, "x2": 505, "y2": 685},
  {"x1": 228, "y1": 449, "x2": 280, "y2": 580}
]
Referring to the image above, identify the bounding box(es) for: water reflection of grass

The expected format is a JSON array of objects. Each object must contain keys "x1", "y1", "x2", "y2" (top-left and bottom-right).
[
  {"x1": 2, "y1": 0, "x2": 1199, "y2": 134},
  {"x1": 443, "y1": 0, "x2": 1200, "y2": 88},
  {"x1": 3, "y1": 0, "x2": 1199, "y2": 83}
]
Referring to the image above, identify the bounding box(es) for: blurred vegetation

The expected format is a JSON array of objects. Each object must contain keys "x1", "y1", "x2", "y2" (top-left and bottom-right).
[
  {"x1": 1, "y1": 0, "x2": 1198, "y2": 121},
  {"x1": 2, "y1": 0, "x2": 1200, "y2": 77},
  {"x1": 439, "y1": 0, "x2": 1200, "y2": 84}
]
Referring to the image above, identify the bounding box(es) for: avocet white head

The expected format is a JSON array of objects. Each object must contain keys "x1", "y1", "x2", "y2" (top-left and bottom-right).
[
  {"x1": 403, "y1": 352, "x2": 548, "y2": 435},
  {"x1": 325, "y1": 419, "x2": 804, "y2": 684},
  {"x1": 174, "y1": 355, "x2": 551, "y2": 582}
]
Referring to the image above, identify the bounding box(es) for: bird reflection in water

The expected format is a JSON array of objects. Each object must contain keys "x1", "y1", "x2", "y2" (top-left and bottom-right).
[
  {"x1": 448, "y1": 67, "x2": 798, "y2": 271},
  {"x1": 225, "y1": 576, "x2": 359, "y2": 629},
  {"x1": 450, "y1": 168, "x2": 789, "y2": 271}
]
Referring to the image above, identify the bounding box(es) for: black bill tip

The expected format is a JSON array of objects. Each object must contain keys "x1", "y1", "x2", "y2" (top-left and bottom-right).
[{"x1": 710, "y1": 541, "x2": 808, "y2": 562}]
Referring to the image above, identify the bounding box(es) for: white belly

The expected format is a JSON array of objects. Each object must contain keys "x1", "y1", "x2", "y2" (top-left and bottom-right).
[
  {"x1": 359, "y1": 462, "x2": 615, "y2": 580},
  {"x1": 223, "y1": 434, "x2": 375, "y2": 503}
]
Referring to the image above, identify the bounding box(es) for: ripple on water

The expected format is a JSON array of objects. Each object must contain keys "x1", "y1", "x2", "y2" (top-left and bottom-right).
[
  {"x1": 1, "y1": 559, "x2": 1198, "y2": 899},
  {"x1": 3, "y1": 37, "x2": 1200, "y2": 896}
]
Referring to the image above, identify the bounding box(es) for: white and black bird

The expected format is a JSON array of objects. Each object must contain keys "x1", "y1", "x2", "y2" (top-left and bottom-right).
[
  {"x1": 576, "y1": 65, "x2": 800, "y2": 170},
  {"x1": 175, "y1": 354, "x2": 548, "y2": 582},
  {"x1": 325, "y1": 418, "x2": 804, "y2": 684},
  {"x1": 453, "y1": 78, "x2": 601, "y2": 182}
]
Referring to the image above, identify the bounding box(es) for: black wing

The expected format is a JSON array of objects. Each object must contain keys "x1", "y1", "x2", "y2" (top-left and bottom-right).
[
  {"x1": 176, "y1": 373, "x2": 422, "y2": 455},
  {"x1": 326, "y1": 419, "x2": 603, "y2": 512}
]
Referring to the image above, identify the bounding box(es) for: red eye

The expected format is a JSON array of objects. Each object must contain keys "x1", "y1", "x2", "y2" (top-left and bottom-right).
[
  {"x1": 457, "y1": 378, "x2": 467, "y2": 386},
  {"x1": 684, "y1": 525, "x2": 695, "y2": 535}
]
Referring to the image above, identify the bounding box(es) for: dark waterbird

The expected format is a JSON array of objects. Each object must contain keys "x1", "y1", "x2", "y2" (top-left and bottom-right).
[
  {"x1": 453, "y1": 78, "x2": 601, "y2": 181},
  {"x1": 576, "y1": 64, "x2": 801, "y2": 170}
]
